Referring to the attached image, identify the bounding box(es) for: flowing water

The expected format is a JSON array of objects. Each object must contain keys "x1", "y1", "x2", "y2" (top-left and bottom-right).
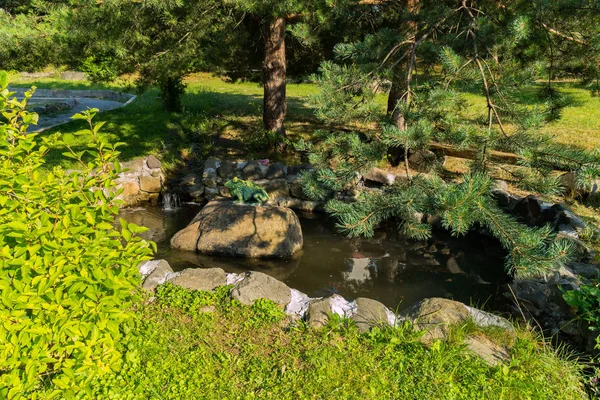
[{"x1": 120, "y1": 203, "x2": 511, "y2": 311}]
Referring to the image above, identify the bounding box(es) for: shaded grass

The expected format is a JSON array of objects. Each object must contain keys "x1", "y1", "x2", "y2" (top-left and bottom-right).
[
  {"x1": 11, "y1": 74, "x2": 599, "y2": 173},
  {"x1": 86, "y1": 284, "x2": 586, "y2": 400}
]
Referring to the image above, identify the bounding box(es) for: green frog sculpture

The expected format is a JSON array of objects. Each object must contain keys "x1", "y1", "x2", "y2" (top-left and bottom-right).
[{"x1": 224, "y1": 177, "x2": 269, "y2": 205}]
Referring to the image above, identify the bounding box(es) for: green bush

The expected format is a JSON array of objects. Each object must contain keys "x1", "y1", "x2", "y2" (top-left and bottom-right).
[{"x1": 0, "y1": 71, "x2": 154, "y2": 398}]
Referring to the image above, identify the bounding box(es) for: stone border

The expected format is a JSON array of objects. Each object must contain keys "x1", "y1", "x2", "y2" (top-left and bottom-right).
[
  {"x1": 138, "y1": 260, "x2": 516, "y2": 365},
  {"x1": 114, "y1": 155, "x2": 166, "y2": 207}
]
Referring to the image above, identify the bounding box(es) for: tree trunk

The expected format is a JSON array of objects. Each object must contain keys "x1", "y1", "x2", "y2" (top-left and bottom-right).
[{"x1": 263, "y1": 16, "x2": 287, "y2": 147}]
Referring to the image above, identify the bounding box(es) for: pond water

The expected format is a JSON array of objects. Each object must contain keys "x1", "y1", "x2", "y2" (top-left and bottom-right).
[{"x1": 120, "y1": 204, "x2": 512, "y2": 311}]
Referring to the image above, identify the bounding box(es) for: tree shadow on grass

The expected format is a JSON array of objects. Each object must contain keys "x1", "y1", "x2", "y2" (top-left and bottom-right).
[{"x1": 40, "y1": 87, "x2": 318, "y2": 170}]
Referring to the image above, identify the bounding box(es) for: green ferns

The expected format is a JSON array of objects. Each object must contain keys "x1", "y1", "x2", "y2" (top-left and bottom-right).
[{"x1": 0, "y1": 72, "x2": 154, "y2": 398}]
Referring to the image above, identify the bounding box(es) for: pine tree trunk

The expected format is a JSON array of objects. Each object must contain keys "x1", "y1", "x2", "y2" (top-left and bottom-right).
[
  {"x1": 263, "y1": 16, "x2": 287, "y2": 148},
  {"x1": 387, "y1": 63, "x2": 409, "y2": 130}
]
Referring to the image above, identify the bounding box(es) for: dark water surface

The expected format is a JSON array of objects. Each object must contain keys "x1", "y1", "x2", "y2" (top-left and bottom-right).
[{"x1": 120, "y1": 204, "x2": 511, "y2": 311}]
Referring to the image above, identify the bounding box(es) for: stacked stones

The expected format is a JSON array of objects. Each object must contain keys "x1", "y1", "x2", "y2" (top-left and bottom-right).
[
  {"x1": 115, "y1": 155, "x2": 165, "y2": 206},
  {"x1": 177, "y1": 157, "x2": 324, "y2": 212},
  {"x1": 139, "y1": 260, "x2": 515, "y2": 366}
]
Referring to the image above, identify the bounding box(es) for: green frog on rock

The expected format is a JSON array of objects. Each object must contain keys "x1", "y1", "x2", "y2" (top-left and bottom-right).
[{"x1": 225, "y1": 177, "x2": 269, "y2": 205}]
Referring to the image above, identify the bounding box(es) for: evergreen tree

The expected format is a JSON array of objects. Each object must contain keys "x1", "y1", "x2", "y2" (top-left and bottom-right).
[{"x1": 303, "y1": 0, "x2": 600, "y2": 277}]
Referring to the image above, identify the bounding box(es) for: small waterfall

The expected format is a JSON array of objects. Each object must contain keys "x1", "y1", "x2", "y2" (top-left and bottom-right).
[{"x1": 162, "y1": 193, "x2": 180, "y2": 210}]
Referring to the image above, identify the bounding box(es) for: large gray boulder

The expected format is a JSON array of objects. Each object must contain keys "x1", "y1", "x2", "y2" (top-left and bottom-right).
[
  {"x1": 170, "y1": 201, "x2": 303, "y2": 258},
  {"x1": 168, "y1": 268, "x2": 227, "y2": 291},
  {"x1": 231, "y1": 271, "x2": 292, "y2": 306}
]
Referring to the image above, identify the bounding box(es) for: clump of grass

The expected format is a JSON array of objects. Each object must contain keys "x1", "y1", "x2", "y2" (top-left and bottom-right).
[{"x1": 84, "y1": 284, "x2": 586, "y2": 399}]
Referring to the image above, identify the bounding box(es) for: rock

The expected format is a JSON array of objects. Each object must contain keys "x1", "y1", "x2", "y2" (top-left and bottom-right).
[
  {"x1": 188, "y1": 184, "x2": 205, "y2": 198},
  {"x1": 446, "y1": 257, "x2": 464, "y2": 274},
  {"x1": 508, "y1": 281, "x2": 548, "y2": 310},
  {"x1": 558, "y1": 224, "x2": 579, "y2": 239},
  {"x1": 242, "y1": 160, "x2": 266, "y2": 180},
  {"x1": 255, "y1": 179, "x2": 290, "y2": 199},
  {"x1": 287, "y1": 164, "x2": 313, "y2": 176},
  {"x1": 146, "y1": 155, "x2": 161, "y2": 169},
  {"x1": 408, "y1": 149, "x2": 439, "y2": 172},
  {"x1": 231, "y1": 271, "x2": 292, "y2": 306},
  {"x1": 465, "y1": 336, "x2": 509, "y2": 366},
  {"x1": 142, "y1": 260, "x2": 174, "y2": 291},
  {"x1": 202, "y1": 157, "x2": 220, "y2": 188},
  {"x1": 138, "y1": 259, "x2": 169, "y2": 279},
  {"x1": 560, "y1": 209, "x2": 586, "y2": 233},
  {"x1": 362, "y1": 168, "x2": 396, "y2": 185},
  {"x1": 306, "y1": 297, "x2": 334, "y2": 328},
  {"x1": 218, "y1": 160, "x2": 240, "y2": 179},
  {"x1": 33, "y1": 106, "x2": 47, "y2": 114},
  {"x1": 170, "y1": 201, "x2": 303, "y2": 258},
  {"x1": 351, "y1": 297, "x2": 392, "y2": 333},
  {"x1": 204, "y1": 187, "x2": 220, "y2": 199},
  {"x1": 119, "y1": 181, "x2": 140, "y2": 201},
  {"x1": 168, "y1": 268, "x2": 227, "y2": 291},
  {"x1": 512, "y1": 195, "x2": 542, "y2": 225},
  {"x1": 569, "y1": 262, "x2": 600, "y2": 279},
  {"x1": 401, "y1": 298, "x2": 513, "y2": 344},
  {"x1": 266, "y1": 162, "x2": 287, "y2": 179},
  {"x1": 218, "y1": 185, "x2": 231, "y2": 198},
  {"x1": 274, "y1": 198, "x2": 324, "y2": 212},
  {"x1": 121, "y1": 158, "x2": 145, "y2": 173},
  {"x1": 285, "y1": 289, "x2": 311, "y2": 317},
  {"x1": 181, "y1": 173, "x2": 201, "y2": 187},
  {"x1": 466, "y1": 306, "x2": 514, "y2": 332},
  {"x1": 139, "y1": 175, "x2": 162, "y2": 193},
  {"x1": 559, "y1": 171, "x2": 578, "y2": 195}
]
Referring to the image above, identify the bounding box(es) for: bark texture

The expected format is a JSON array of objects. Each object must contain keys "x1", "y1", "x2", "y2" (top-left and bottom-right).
[{"x1": 263, "y1": 17, "x2": 287, "y2": 140}]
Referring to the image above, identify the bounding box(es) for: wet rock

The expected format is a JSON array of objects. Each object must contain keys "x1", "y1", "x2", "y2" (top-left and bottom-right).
[
  {"x1": 142, "y1": 260, "x2": 173, "y2": 291},
  {"x1": 352, "y1": 297, "x2": 392, "y2": 333},
  {"x1": 146, "y1": 155, "x2": 161, "y2": 169},
  {"x1": 266, "y1": 162, "x2": 287, "y2": 179},
  {"x1": 231, "y1": 271, "x2": 292, "y2": 306},
  {"x1": 168, "y1": 268, "x2": 227, "y2": 291},
  {"x1": 218, "y1": 160, "x2": 240, "y2": 179},
  {"x1": 170, "y1": 201, "x2": 303, "y2": 258},
  {"x1": 465, "y1": 336, "x2": 509, "y2": 366},
  {"x1": 242, "y1": 160, "x2": 266, "y2": 180},
  {"x1": 139, "y1": 175, "x2": 162, "y2": 193}
]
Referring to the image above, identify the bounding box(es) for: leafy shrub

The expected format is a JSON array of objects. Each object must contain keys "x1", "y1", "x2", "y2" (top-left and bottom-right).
[
  {"x1": 564, "y1": 281, "x2": 600, "y2": 335},
  {"x1": 0, "y1": 71, "x2": 154, "y2": 398}
]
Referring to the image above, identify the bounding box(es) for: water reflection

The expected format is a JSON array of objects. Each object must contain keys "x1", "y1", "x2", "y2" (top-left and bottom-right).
[{"x1": 120, "y1": 204, "x2": 510, "y2": 311}]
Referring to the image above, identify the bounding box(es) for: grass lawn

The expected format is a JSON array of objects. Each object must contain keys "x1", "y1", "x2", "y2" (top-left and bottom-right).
[{"x1": 88, "y1": 284, "x2": 586, "y2": 399}]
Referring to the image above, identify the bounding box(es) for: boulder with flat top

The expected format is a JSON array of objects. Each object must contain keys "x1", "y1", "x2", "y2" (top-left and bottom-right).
[{"x1": 170, "y1": 200, "x2": 303, "y2": 258}]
